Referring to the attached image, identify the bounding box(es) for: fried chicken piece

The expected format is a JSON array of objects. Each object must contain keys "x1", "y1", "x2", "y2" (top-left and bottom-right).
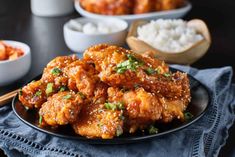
[
  {"x1": 41, "y1": 55, "x2": 77, "y2": 91},
  {"x1": 72, "y1": 103, "x2": 123, "y2": 139},
  {"x1": 83, "y1": 44, "x2": 189, "y2": 99},
  {"x1": 92, "y1": 82, "x2": 109, "y2": 104},
  {"x1": 64, "y1": 60, "x2": 99, "y2": 96},
  {"x1": 108, "y1": 80, "x2": 190, "y2": 132},
  {"x1": 19, "y1": 80, "x2": 47, "y2": 109},
  {"x1": 79, "y1": 0, "x2": 133, "y2": 15},
  {"x1": 108, "y1": 87, "x2": 162, "y2": 133},
  {"x1": 160, "y1": 98, "x2": 186, "y2": 123},
  {"x1": 39, "y1": 91, "x2": 84, "y2": 126},
  {"x1": 160, "y1": 71, "x2": 191, "y2": 122},
  {"x1": 155, "y1": 0, "x2": 184, "y2": 11},
  {"x1": 133, "y1": 0, "x2": 155, "y2": 14}
]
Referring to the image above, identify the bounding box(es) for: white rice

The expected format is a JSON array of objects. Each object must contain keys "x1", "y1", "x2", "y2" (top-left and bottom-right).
[
  {"x1": 137, "y1": 19, "x2": 204, "y2": 53},
  {"x1": 68, "y1": 20, "x2": 120, "y2": 35}
]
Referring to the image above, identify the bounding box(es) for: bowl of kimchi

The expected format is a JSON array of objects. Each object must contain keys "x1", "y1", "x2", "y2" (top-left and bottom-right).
[{"x1": 0, "y1": 40, "x2": 31, "y2": 86}]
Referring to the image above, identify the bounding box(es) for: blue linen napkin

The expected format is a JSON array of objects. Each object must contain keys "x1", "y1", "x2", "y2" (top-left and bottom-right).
[{"x1": 0, "y1": 65, "x2": 234, "y2": 157}]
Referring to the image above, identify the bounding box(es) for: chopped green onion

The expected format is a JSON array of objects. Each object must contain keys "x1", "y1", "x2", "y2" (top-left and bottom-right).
[
  {"x1": 39, "y1": 115, "x2": 43, "y2": 125},
  {"x1": 163, "y1": 73, "x2": 171, "y2": 77},
  {"x1": 51, "y1": 67, "x2": 62, "y2": 76},
  {"x1": 184, "y1": 112, "x2": 193, "y2": 121},
  {"x1": 104, "y1": 102, "x2": 125, "y2": 111},
  {"x1": 35, "y1": 90, "x2": 42, "y2": 97},
  {"x1": 116, "y1": 125, "x2": 123, "y2": 136},
  {"x1": 46, "y1": 83, "x2": 53, "y2": 95},
  {"x1": 116, "y1": 68, "x2": 126, "y2": 74},
  {"x1": 116, "y1": 102, "x2": 125, "y2": 110},
  {"x1": 59, "y1": 86, "x2": 67, "y2": 92},
  {"x1": 155, "y1": 68, "x2": 161, "y2": 74},
  {"x1": 19, "y1": 88, "x2": 23, "y2": 96},
  {"x1": 104, "y1": 102, "x2": 117, "y2": 110},
  {"x1": 148, "y1": 125, "x2": 158, "y2": 134},
  {"x1": 63, "y1": 94, "x2": 71, "y2": 99},
  {"x1": 78, "y1": 92, "x2": 85, "y2": 99},
  {"x1": 116, "y1": 54, "x2": 144, "y2": 74},
  {"x1": 145, "y1": 68, "x2": 156, "y2": 75},
  {"x1": 127, "y1": 54, "x2": 138, "y2": 62}
]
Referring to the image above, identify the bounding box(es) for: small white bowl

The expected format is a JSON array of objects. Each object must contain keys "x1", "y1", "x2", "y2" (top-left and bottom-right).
[
  {"x1": 63, "y1": 17, "x2": 128, "y2": 53},
  {"x1": 0, "y1": 40, "x2": 31, "y2": 86},
  {"x1": 31, "y1": 0, "x2": 74, "y2": 17}
]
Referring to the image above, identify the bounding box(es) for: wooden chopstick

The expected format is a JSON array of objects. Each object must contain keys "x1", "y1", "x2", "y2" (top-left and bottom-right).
[{"x1": 0, "y1": 89, "x2": 19, "y2": 106}]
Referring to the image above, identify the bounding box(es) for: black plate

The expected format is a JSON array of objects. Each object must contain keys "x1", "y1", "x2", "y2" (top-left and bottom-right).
[{"x1": 12, "y1": 68, "x2": 210, "y2": 144}]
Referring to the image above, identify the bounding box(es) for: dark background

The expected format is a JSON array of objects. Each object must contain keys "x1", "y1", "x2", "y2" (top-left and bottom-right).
[{"x1": 0, "y1": 0, "x2": 234, "y2": 156}]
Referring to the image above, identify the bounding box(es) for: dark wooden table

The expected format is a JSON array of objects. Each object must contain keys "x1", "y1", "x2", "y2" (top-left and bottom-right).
[{"x1": 0, "y1": 0, "x2": 234, "y2": 156}]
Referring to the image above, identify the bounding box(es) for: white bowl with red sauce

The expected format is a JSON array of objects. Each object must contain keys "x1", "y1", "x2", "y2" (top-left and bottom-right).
[{"x1": 0, "y1": 40, "x2": 31, "y2": 86}]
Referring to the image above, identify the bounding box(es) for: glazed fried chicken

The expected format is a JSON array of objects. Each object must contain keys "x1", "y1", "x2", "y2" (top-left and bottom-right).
[
  {"x1": 83, "y1": 44, "x2": 189, "y2": 99},
  {"x1": 72, "y1": 103, "x2": 123, "y2": 139},
  {"x1": 19, "y1": 80, "x2": 47, "y2": 109},
  {"x1": 41, "y1": 55, "x2": 77, "y2": 92},
  {"x1": 133, "y1": 0, "x2": 155, "y2": 14},
  {"x1": 64, "y1": 60, "x2": 99, "y2": 96},
  {"x1": 155, "y1": 0, "x2": 185, "y2": 11},
  {"x1": 79, "y1": 0, "x2": 133, "y2": 15},
  {"x1": 39, "y1": 91, "x2": 84, "y2": 126},
  {"x1": 92, "y1": 82, "x2": 109, "y2": 104},
  {"x1": 79, "y1": 0, "x2": 185, "y2": 15},
  {"x1": 107, "y1": 83, "x2": 190, "y2": 132},
  {"x1": 108, "y1": 87, "x2": 163, "y2": 133},
  {"x1": 19, "y1": 44, "x2": 191, "y2": 139}
]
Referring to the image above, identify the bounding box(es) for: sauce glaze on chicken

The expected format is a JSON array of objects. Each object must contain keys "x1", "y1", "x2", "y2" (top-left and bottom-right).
[{"x1": 19, "y1": 44, "x2": 191, "y2": 139}]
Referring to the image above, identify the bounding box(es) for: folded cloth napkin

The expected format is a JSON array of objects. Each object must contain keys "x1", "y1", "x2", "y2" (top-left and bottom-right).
[{"x1": 0, "y1": 65, "x2": 234, "y2": 157}]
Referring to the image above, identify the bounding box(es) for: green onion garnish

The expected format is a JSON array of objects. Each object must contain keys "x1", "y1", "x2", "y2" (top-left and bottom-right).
[
  {"x1": 63, "y1": 94, "x2": 71, "y2": 99},
  {"x1": 104, "y1": 102, "x2": 125, "y2": 111},
  {"x1": 78, "y1": 92, "x2": 85, "y2": 99},
  {"x1": 184, "y1": 112, "x2": 193, "y2": 121},
  {"x1": 35, "y1": 90, "x2": 42, "y2": 97},
  {"x1": 19, "y1": 88, "x2": 23, "y2": 96},
  {"x1": 148, "y1": 125, "x2": 158, "y2": 134},
  {"x1": 145, "y1": 68, "x2": 156, "y2": 75},
  {"x1": 116, "y1": 54, "x2": 143, "y2": 74},
  {"x1": 163, "y1": 73, "x2": 171, "y2": 77},
  {"x1": 104, "y1": 102, "x2": 117, "y2": 110},
  {"x1": 46, "y1": 83, "x2": 53, "y2": 95},
  {"x1": 59, "y1": 86, "x2": 67, "y2": 92},
  {"x1": 39, "y1": 115, "x2": 43, "y2": 125},
  {"x1": 51, "y1": 67, "x2": 62, "y2": 76}
]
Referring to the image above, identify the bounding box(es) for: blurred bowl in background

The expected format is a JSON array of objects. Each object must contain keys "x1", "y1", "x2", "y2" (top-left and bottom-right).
[
  {"x1": 0, "y1": 40, "x2": 31, "y2": 86},
  {"x1": 31, "y1": 0, "x2": 74, "y2": 17},
  {"x1": 63, "y1": 17, "x2": 128, "y2": 53},
  {"x1": 75, "y1": 1, "x2": 192, "y2": 24}
]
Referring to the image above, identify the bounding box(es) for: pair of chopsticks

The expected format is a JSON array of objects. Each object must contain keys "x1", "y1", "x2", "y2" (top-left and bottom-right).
[{"x1": 0, "y1": 89, "x2": 19, "y2": 106}]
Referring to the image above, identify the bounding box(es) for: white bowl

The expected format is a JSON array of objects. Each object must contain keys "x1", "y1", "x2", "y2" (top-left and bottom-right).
[
  {"x1": 31, "y1": 0, "x2": 74, "y2": 17},
  {"x1": 0, "y1": 40, "x2": 31, "y2": 86},
  {"x1": 63, "y1": 17, "x2": 128, "y2": 53},
  {"x1": 75, "y1": 1, "x2": 192, "y2": 24}
]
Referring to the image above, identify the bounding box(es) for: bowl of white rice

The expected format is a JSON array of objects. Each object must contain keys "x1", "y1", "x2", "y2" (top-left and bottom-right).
[{"x1": 127, "y1": 19, "x2": 211, "y2": 65}]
